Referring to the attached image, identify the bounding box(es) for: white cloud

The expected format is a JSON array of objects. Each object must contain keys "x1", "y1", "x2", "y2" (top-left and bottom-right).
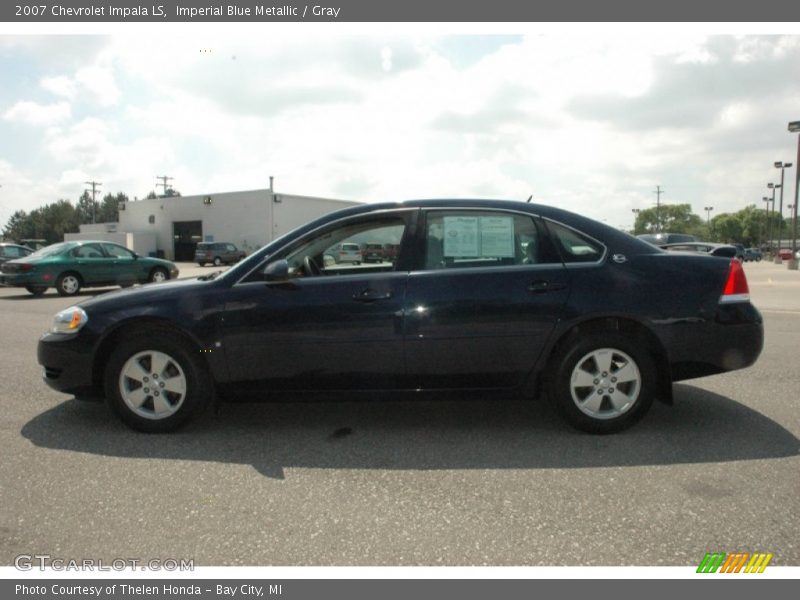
[
  {"x1": 75, "y1": 65, "x2": 120, "y2": 106},
  {"x1": 41, "y1": 75, "x2": 78, "y2": 100},
  {"x1": 2, "y1": 33, "x2": 800, "y2": 232},
  {"x1": 3, "y1": 100, "x2": 71, "y2": 125}
]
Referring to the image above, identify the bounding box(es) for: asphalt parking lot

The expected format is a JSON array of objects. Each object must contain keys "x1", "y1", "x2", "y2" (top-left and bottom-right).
[{"x1": 0, "y1": 260, "x2": 797, "y2": 566}]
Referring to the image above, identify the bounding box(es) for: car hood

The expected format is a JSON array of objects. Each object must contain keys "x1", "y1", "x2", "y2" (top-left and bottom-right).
[{"x1": 77, "y1": 277, "x2": 214, "y2": 312}]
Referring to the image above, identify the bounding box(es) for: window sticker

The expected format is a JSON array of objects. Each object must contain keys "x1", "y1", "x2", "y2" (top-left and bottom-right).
[
  {"x1": 443, "y1": 216, "x2": 479, "y2": 257},
  {"x1": 479, "y1": 216, "x2": 514, "y2": 258},
  {"x1": 442, "y1": 215, "x2": 515, "y2": 258}
]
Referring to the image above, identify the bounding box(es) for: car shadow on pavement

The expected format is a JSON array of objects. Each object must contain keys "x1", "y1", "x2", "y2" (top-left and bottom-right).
[{"x1": 21, "y1": 383, "x2": 799, "y2": 480}]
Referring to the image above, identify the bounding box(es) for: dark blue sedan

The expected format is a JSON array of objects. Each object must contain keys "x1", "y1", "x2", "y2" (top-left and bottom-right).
[{"x1": 37, "y1": 199, "x2": 763, "y2": 433}]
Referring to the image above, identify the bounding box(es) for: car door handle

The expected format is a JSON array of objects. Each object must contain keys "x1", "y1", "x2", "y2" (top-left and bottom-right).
[
  {"x1": 353, "y1": 289, "x2": 392, "y2": 302},
  {"x1": 528, "y1": 280, "x2": 567, "y2": 293}
]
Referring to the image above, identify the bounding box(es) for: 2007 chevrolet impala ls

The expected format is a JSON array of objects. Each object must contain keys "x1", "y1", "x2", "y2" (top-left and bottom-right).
[{"x1": 37, "y1": 199, "x2": 763, "y2": 433}]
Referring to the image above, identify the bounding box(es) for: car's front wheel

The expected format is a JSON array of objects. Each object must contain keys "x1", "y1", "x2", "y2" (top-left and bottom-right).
[
  {"x1": 56, "y1": 272, "x2": 82, "y2": 296},
  {"x1": 104, "y1": 331, "x2": 211, "y2": 432},
  {"x1": 549, "y1": 331, "x2": 656, "y2": 434},
  {"x1": 213, "y1": 257, "x2": 222, "y2": 266},
  {"x1": 148, "y1": 267, "x2": 169, "y2": 283}
]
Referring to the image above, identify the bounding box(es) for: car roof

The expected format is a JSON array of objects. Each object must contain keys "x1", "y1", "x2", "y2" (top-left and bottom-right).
[{"x1": 315, "y1": 199, "x2": 661, "y2": 256}]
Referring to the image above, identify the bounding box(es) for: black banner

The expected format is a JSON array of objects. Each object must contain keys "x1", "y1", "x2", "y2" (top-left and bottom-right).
[
  {"x1": 3, "y1": 0, "x2": 800, "y2": 22},
  {"x1": 4, "y1": 579, "x2": 799, "y2": 600}
]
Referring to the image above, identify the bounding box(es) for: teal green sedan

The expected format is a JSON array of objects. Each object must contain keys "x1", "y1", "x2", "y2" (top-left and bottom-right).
[{"x1": 0, "y1": 241, "x2": 179, "y2": 297}]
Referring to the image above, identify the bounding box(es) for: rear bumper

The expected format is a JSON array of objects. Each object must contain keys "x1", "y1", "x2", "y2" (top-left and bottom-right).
[
  {"x1": 656, "y1": 302, "x2": 764, "y2": 381},
  {"x1": 0, "y1": 272, "x2": 36, "y2": 287}
]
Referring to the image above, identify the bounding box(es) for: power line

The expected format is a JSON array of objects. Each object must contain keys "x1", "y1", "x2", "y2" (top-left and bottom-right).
[
  {"x1": 83, "y1": 180, "x2": 102, "y2": 224},
  {"x1": 654, "y1": 185, "x2": 664, "y2": 232},
  {"x1": 155, "y1": 175, "x2": 174, "y2": 196}
]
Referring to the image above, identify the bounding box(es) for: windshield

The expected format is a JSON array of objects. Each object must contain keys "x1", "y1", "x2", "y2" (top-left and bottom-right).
[{"x1": 27, "y1": 242, "x2": 75, "y2": 258}]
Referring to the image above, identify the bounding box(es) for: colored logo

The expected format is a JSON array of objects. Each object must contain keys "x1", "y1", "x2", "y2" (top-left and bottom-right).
[{"x1": 697, "y1": 552, "x2": 773, "y2": 573}]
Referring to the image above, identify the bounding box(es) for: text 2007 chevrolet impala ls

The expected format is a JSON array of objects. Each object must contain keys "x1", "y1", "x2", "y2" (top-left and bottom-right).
[{"x1": 37, "y1": 199, "x2": 763, "y2": 433}]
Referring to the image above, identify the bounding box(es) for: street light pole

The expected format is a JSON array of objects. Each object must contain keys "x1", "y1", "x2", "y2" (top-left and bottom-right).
[
  {"x1": 653, "y1": 185, "x2": 664, "y2": 233},
  {"x1": 631, "y1": 208, "x2": 640, "y2": 233},
  {"x1": 789, "y1": 121, "x2": 800, "y2": 270},
  {"x1": 775, "y1": 161, "x2": 792, "y2": 265},
  {"x1": 762, "y1": 196, "x2": 771, "y2": 251},
  {"x1": 768, "y1": 183, "x2": 779, "y2": 258},
  {"x1": 704, "y1": 206, "x2": 714, "y2": 236}
]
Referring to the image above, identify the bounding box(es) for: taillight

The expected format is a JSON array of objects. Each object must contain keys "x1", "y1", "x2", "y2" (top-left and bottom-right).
[
  {"x1": 18, "y1": 263, "x2": 34, "y2": 271},
  {"x1": 719, "y1": 259, "x2": 750, "y2": 303}
]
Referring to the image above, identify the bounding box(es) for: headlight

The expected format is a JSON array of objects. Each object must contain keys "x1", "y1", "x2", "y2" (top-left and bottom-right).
[{"x1": 51, "y1": 306, "x2": 89, "y2": 334}]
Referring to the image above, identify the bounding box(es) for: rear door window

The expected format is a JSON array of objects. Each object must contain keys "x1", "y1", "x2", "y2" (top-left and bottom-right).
[
  {"x1": 544, "y1": 220, "x2": 605, "y2": 264},
  {"x1": 72, "y1": 244, "x2": 106, "y2": 259},
  {"x1": 423, "y1": 210, "x2": 560, "y2": 270}
]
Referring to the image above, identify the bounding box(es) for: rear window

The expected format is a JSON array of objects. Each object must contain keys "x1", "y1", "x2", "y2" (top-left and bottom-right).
[
  {"x1": 545, "y1": 220, "x2": 605, "y2": 263},
  {"x1": 341, "y1": 244, "x2": 360, "y2": 251}
]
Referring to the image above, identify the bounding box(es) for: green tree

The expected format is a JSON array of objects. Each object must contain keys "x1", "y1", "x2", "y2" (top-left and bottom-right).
[
  {"x1": 76, "y1": 190, "x2": 96, "y2": 224},
  {"x1": 2, "y1": 210, "x2": 35, "y2": 241},
  {"x1": 710, "y1": 213, "x2": 743, "y2": 244},
  {"x1": 145, "y1": 188, "x2": 181, "y2": 199},
  {"x1": 97, "y1": 192, "x2": 128, "y2": 223},
  {"x1": 633, "y1": 204, "x2": 705, "y2": 236}
]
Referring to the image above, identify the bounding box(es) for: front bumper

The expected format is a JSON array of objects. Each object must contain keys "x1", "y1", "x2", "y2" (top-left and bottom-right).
[{"x1": 37, "y1": 331, "x2": 99, "y2": 397}]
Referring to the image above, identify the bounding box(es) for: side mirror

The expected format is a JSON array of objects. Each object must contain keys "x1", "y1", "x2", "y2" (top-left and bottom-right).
[{"x1": 263, "y1": 259, "x2": 289, "y2": 282}]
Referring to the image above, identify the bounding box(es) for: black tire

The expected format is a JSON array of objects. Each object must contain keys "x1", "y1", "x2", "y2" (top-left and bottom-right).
[
  {"x1": 104, "y1": 330, "x2": 212, "y2": 433},
  {"x1": 55, "y1": 272, "x2": 82, "y2": 297},
  {"x1": 26, "y1": 286, "x2": 46, "y2": 297},
  {"x1": 548, "y1": 331, "x2": 657, "y2": 434},
  {"x1": 148, "y1": 267, "x2": 169, "y2": 283},
  {"x1": 197, "y1": 262, "x2": 206, "y2": 267},
  {"x1": 213, "y1": 257, "x2": 222, "y2": 267}
]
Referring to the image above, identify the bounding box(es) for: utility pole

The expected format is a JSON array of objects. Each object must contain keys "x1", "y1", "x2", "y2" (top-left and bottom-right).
[
  {"x1": 155, "y1": 175, "x2": 174, "y2": 197},
  {"x1": 654, "y1": 185, "x2": 664, "y2": 232},
  {"x1": 84, "y1": 180, "x2": 102, "y2": 224}
]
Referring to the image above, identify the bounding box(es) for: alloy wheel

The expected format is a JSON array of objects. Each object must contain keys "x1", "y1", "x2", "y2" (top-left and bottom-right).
[
  {"x1": 569, "y1": 348, "x2": 641, "y2": 420},
  {"x1": 119, "y1": 350, "x2": 187, "y2": 420}
]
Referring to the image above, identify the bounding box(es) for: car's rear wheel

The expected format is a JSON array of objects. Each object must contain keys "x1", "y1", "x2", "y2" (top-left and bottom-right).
[
  {"x1": 56, "y1": 272, "x2": 82, "y2": 296},
  {"x1": 213, "y1": 257, "x2": 222, "y2": 266},
  {"x1": 549, "y1": 331, "x2": 656, "y2": 434},
  {"x1": 104, "y1": 331, "x2": 211, "y2": 432},
  {"x1": 26, "y1": 286, "x2": 46, "y2": 296},
  {"x1": 148, "y1": 267, "x2": 169, "y2": 283},
  {"x1": 197, "y1": 262, "x2": 206, "y2": 267}
]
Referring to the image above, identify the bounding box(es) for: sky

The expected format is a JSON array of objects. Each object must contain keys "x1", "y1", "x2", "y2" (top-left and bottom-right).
[{"x1": 1, "y1": 32, "x2": 800, "y2": 232}]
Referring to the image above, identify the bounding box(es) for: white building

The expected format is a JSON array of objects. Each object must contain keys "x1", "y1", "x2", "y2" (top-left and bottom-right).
[{"x1": 67, "y1": 185, "x2": 360, "y2": 261}]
